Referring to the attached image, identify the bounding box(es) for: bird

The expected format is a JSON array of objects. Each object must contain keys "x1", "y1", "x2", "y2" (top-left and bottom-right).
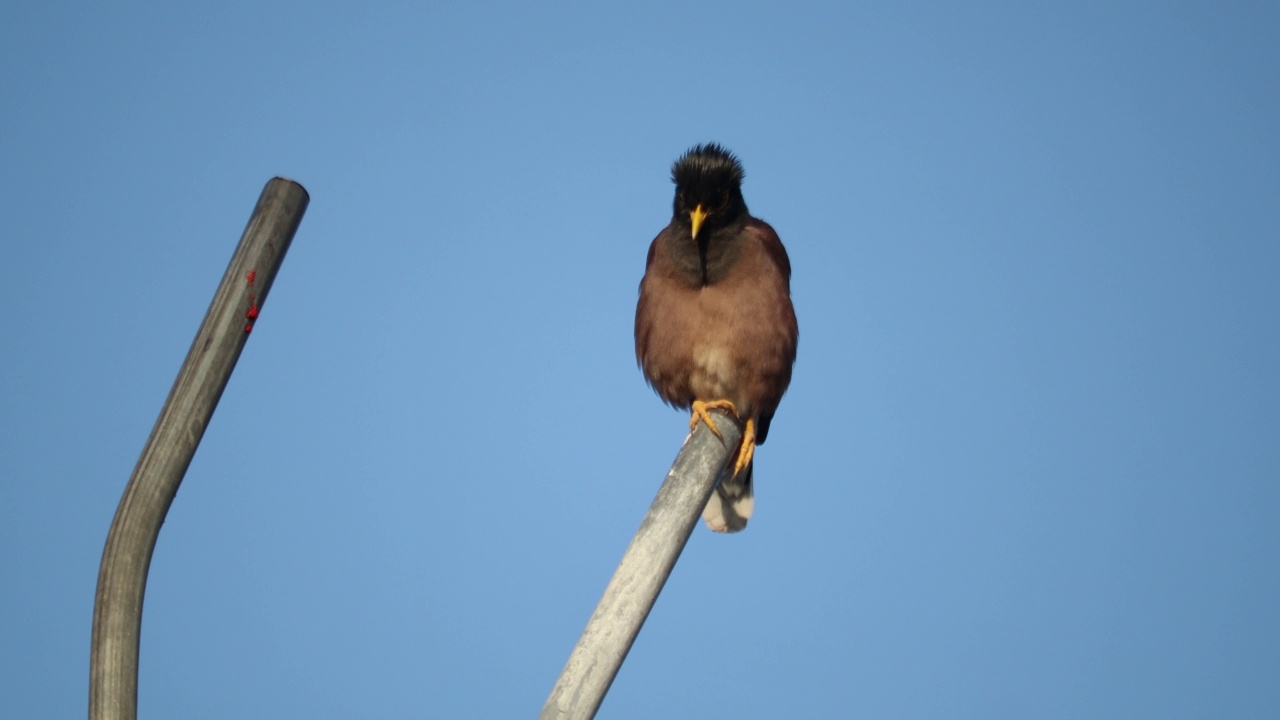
[{"x1": 635, "y1": 143, "x2": 798, "y2": 532}]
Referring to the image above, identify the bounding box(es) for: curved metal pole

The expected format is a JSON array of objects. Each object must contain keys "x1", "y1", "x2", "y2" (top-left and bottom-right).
[
  {"x1": 539, "y1": 409, "x2": 742, "y2": 720},
  {"x1": 89, "y1": 178, "x2": 308, "y2": 720}
]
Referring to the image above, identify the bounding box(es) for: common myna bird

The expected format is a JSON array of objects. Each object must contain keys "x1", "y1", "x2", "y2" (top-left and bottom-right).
[{"x1": 635, "y1": 144, "x2": 799, "y2": 532}]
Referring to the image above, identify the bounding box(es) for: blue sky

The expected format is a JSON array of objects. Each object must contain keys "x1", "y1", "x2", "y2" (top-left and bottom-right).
[{"x1": 3, "y1": 2, "x2": 1278, "y2": 718}]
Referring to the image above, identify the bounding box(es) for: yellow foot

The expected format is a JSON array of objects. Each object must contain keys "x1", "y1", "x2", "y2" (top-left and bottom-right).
[
  {"x1": 732, "y1": 416, "x2": 757, "y2": 477},
  {"x1": 689, "y1": 399, "x2": 738, "y2": 439}
]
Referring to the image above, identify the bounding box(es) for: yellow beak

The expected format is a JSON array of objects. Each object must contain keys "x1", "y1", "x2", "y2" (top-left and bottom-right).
[{"x1": 689, "y1": 204, "x2": 709, "y2": 240}]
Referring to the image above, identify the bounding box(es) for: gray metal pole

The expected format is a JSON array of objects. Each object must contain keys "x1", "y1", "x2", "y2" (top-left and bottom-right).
[
  {"x1": 539, "y1": 410, "x2": 743, "y2": 720},
  {"x1": 88, "y1": 178, "x2": 309, "y2": 720}
]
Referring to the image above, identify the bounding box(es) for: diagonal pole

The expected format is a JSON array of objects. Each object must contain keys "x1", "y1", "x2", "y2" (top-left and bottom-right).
[
  {"x1": 89, "y1": 178, "x2": 308, "y2": 720},
  {"x1": 539, "y1": 410, "x2": 743, "y2": 720}
]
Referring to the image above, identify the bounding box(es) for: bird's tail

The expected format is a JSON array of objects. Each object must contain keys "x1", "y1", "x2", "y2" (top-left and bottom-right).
[{"x1": 702, "y1": 461, "x2": 754, "y2": 533}]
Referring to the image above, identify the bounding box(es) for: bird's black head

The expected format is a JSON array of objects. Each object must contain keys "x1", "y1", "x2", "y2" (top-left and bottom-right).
[{"x1": 671, "y1": 143, "x2": 747, "y2": 240}]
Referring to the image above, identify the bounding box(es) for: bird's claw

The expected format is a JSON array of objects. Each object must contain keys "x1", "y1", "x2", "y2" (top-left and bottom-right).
[
  {"x1": 690, "y1": 399, "x2": 738, "y2": 439},
  {"x1": 690, "y1": 400, "x2": 755, "y2": 479}
]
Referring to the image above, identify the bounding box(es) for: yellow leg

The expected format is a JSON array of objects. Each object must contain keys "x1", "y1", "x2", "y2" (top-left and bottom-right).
[
  {"x1": 689, "y1": 399, "x2": 738, "y2": 439},
  {"x1": 733, "y1": 416, "x2": 756, "y2": 477}
]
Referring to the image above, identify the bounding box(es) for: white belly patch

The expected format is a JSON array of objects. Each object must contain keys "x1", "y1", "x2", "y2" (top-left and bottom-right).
[{"x1": 690, "y1": 344, "x2": 735, "y2": 400}]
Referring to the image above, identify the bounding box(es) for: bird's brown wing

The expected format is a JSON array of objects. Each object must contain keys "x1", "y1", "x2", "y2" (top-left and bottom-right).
[
  {"x1": 740, "y1": 218, "x2": 798, "y2": 445},
  {"x1": 634, "y1": 226, "x2": 698, "y2": 410}
]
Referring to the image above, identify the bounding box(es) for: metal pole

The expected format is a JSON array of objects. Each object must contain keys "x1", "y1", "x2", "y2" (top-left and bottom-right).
[
  {"x1": 539, "y1": 409, "x2": 743, "y2": 720},
  {"x1": 89, "y1": 178, "x2": 309, "y2": 720}
]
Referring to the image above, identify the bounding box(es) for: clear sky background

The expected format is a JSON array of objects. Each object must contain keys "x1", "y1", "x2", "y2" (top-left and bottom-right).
[{"x1": 3, "y1": 3, "x2": 1278, "y2": 718}]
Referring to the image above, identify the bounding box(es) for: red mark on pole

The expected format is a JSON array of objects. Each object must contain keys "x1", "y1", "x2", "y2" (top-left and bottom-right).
[{"x1": 244, "y1": 269, "x2": 259, "y2": 333}]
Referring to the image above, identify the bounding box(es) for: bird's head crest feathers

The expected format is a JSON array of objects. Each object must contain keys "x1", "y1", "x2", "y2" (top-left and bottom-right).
[{"x1": 671, "y1": 143, "x2": 745, "y2": 188}]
